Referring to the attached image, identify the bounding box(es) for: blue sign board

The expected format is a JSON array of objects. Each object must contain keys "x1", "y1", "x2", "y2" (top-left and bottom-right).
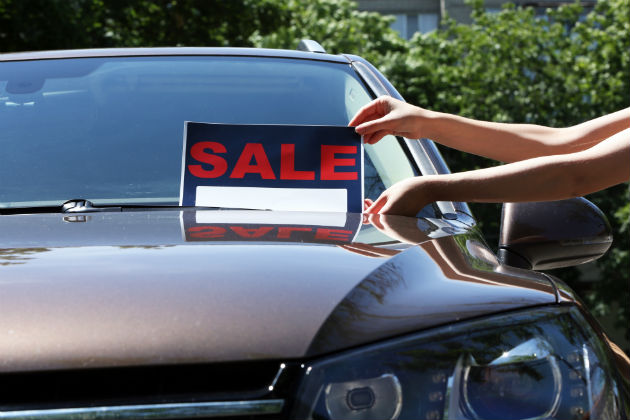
[{"x1": 179, "y1": 123, "x2": 364, "y2": 213}]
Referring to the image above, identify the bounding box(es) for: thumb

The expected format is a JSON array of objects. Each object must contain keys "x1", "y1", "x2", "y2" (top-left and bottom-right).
[{"x1": 355, "y1": 116, "x2": 396, "y2": 136}]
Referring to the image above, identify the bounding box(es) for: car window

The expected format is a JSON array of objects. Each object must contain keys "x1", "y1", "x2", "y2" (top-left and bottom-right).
[{"x1": 0, "y1": 56, "x2": 416, "y2": 209}]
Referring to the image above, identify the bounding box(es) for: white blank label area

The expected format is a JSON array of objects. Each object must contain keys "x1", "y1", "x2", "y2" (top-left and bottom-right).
[{"x1": 195, "y1": 186, "x2": 348, "y2": 212}]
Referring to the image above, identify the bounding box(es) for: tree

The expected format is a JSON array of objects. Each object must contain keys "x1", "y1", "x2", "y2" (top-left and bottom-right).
[
  {"x1": 252, "y1": 0, "x2": 407, "y2": 65},
  {"x1": 0, "y1": 0, "x2": 289, "y2": 53},
  {"x1": 383, "y1": 0, "x2": 629, "y2": 124}
]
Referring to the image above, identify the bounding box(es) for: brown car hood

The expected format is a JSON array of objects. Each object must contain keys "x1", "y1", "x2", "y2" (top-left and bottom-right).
[{"x1": 0, "y1": 209, "x2": 556, "y2": 372}]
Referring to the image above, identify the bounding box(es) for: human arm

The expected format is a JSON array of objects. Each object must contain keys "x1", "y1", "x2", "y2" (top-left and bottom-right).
[
  {"x1": 366, "y1": 128, "x2": 630, "y2": 216},
  {"x1": 350, "y1": 96, "x2": 630, "y2": 163}
]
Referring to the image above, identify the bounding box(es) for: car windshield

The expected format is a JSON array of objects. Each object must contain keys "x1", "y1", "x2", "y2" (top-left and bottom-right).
[{"x1": 0, "y1": 55, "x2": 416, "y2": 209}]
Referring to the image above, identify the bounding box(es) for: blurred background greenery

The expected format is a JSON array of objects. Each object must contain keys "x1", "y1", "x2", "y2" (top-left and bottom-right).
[{"x1": 1, "y1": 0, "x2": 628, "y2": 350}]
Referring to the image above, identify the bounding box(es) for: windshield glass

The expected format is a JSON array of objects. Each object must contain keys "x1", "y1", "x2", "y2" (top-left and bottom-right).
[{"x1": 0, "y1": 55, "x2": 416, "y2": 209}]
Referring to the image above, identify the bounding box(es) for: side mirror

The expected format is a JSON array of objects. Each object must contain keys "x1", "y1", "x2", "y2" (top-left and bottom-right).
[{"x1": 498, "y1": 198, "x2": 612, "y2": 270}]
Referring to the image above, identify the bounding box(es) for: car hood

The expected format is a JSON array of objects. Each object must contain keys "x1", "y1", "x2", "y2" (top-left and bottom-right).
[{"x1": 0, "y1": 209, "x2": 556, "y2": 372}]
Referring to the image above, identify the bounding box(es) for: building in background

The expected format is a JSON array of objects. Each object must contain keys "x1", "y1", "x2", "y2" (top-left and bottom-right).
[{"x1": 356, "y1": 0, "x2": 597, "y2": 39}]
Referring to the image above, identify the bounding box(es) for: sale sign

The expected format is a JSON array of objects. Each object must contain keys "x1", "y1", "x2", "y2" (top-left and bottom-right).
[{"x1": 179, "y1": 123, "x2": 363, "y2": 213}]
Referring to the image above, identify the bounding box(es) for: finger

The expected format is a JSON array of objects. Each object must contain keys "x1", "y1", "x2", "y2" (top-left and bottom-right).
[
  {"x1": 377, "y1": 200, "x2": 394, "y2": 215},
  {"x1": 348, "y1": 106, "x2": 382, "y2": 127},
  {"x1": 348, "y1": 97, "x2": 391, "y2": 127},
  {"x1": 364, "y1": 129, "x2": 390, "y2": 145},
  {"x1": 366, "y1": 195, "x2": 387, "y2": 214},
  {"x1": 354, "y1": 116, "x2": 398, "y2": 136},
  {"x1": 362, "y1": 199, "x2": 374, "y2": 220},
  {"x1": 363, "y1": 198, "x2": 374, "y2": 212}
]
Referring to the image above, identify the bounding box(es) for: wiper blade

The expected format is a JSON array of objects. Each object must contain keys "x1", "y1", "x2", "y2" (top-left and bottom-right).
[
  {"x1": 0, "y1": 199, "x2": 233, "y2": 215},
  {"x1": 0, "y1": 199, "x2": 123, "y2": 215},
  {"x1": 61, "y1": 199, "x2": 121, "y2": 213},
  {"x1": 60, "y1": 200, "x2": 224, "y2": 213}
]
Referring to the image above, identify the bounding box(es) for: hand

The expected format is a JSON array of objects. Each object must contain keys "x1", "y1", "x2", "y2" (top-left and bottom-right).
[
  {"x1": 362, "y1": 198, "x2": 374, "y2": 224},
  {"x1": 349, "y1": 96, "x2": 426, "y2": 144},
  {"x1": 366, "y1": 177, "x2": 436, "y2": 216}
]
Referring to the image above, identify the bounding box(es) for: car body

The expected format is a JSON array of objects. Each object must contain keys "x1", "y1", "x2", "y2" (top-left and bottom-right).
[{"x1": 0, "y1": 45, "x2": 627, "y2": 420}]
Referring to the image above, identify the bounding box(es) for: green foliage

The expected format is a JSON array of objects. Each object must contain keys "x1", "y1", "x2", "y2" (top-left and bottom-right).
[
  {"x1": 98, "y1": 0, "x2": 289, "y2": 47},
  {"x1": 0, "y1": 0, "x2": 96, "y2": 52},
  {"x1": 0, "y1": 0, "x2": 289, "y2": 52},
  {"x1": 385, "y1": 0, "x2": 629, "y2": 125},
  {"x1": 251, "y1": 0, "x2": 407, "y2": 65}
]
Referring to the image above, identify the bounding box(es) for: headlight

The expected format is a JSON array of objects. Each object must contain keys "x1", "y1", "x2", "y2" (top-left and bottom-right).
[{"x1": 293, "y1": 306, "x2": 623, "y2": 420}]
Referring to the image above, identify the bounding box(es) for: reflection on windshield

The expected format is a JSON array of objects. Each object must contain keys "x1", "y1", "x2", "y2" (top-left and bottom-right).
[{"x1": 0, "y1": 56, "x2": 416, "y2": 209}]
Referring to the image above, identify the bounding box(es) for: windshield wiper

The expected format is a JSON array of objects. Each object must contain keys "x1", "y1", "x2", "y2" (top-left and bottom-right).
[
  {"x1": 61, "y1": 199, "x2": 122, "y2": 213},
  {"x1": 0, "y1": 199, "x2": 230, "y2": 215},
  {"x1": 60, "y1": 199, "x2": 225, "y2": 213},
  {"x1": 0, "y1": 199, "x2": 123, "y2": 215}
]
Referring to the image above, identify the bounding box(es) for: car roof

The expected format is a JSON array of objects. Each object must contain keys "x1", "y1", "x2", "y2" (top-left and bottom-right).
[{"x1": 0, "y1": 47, "x2": 351, "y2": 64}]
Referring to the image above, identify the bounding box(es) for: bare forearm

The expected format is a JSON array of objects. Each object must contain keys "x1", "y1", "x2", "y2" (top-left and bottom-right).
[
  {"x1": 352, "y1": 97, "x2": 629, "y2": 163},
  {"x1": 421, "y1": 107, "x2": 630, "y2": 163},
  {"x1": 367, "y1": 129, "x2": 629, "y2": 216},
  {"x1": 422, "y1": 110, "x2": 565, "y2": 163},
  {"x1": 429, "y1": 158, "x2": 589, "y2": 204},
  {"x1": 428, "y1": 129, "x2": 630, "y2": 204}
]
